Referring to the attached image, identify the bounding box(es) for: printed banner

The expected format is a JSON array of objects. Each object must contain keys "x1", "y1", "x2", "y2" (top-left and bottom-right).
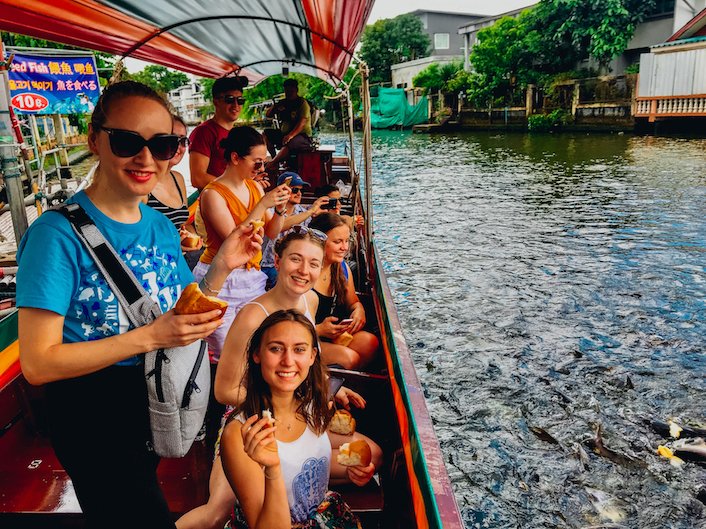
[{"x1": 8, "y1": 53, "x2": 100, "y2": 115}]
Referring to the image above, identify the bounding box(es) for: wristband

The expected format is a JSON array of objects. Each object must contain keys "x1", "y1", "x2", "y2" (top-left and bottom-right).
[
  {"x1": 274, "y1": 207, "x2": 286, "y2": 216},
  {"x1": 201, "y1": 276, "x2": 220, "y2": 295}
]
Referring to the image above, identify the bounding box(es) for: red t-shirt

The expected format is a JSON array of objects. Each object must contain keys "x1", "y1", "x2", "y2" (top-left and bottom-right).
[{"x1": 188, "y1": 119, "x2": 230, "y2": 180}]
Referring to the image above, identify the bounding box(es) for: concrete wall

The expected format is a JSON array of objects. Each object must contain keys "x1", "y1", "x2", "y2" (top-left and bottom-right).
[{"x1": 391, "y1": 55, "x2": 463, "y2": 90}]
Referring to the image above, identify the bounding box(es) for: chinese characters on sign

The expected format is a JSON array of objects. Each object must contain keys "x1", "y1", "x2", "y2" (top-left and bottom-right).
[{"x1": 8, "y1": 53, "x2": 101, "y2": 114}]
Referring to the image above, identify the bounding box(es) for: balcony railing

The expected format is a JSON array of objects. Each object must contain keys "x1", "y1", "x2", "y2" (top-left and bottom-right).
[{"x1": 635, "y1": 95, "x2": 706, "y2": 122}]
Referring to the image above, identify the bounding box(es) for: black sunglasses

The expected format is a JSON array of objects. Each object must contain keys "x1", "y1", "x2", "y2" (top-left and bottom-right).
[
  {"x1": 101, "y1": 127, "x2": 180, "y2": 160},
  {"x1": 290, "y1": 187, "x2": 302, "y2": 194},
  {"x1": 292, "y1": 225, "x2": 327, "y2": 242},
  {"x1": 178, "y1": 136, "x2": 190, "y2": 147},
  {"x1": 220, "y1": 95, "x2": 246, "y2": 105}
]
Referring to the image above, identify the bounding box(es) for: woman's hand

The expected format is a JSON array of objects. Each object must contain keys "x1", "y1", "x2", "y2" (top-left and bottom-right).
[
  {"x1": 346, "y1": 462, "x2": 375, "y2": 487},
  {"x1": 309, "y1": 196, "x2": 330, "y2": 217},
  {"x1": 334, "y1": 386, "x2": 366, "y2": 410},
  {"x1": 147, "y1": 309, "x2": 224, "y2": 349},
  {"x1": 241, "y1": 414, "x2": 280, "y2": 468},
  {"x1": 261, "y1": 183, "x2": 290, "y2": 210},
  {"x1": 214, "y1": 223, "x2": 263, "y2": 271},
  {"x1": 317, "y1": 316, "x2": 347, "y2": 339},
  {"x1": 254, "y1": 171, "x2": 271, "y2": 189},
  {"x1": 347, "y1": 304, "x2": 366, "y2": 334}
]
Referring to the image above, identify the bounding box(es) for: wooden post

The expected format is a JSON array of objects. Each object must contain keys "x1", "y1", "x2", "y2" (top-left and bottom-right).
[
  {"x1": 0, "y1": 40, "x2": 29, "y2": 243},
  {"x1": 526, "y1": 84, "x2": 535, "y2": 117},
  {"x1": 51, "y1": 113, "x2": 70, "y2": 167}
]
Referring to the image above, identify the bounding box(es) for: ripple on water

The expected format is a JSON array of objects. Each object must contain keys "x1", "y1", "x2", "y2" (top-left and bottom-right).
[{"x1": 367, "y1": 131, "x2": 706, "y2": 529}]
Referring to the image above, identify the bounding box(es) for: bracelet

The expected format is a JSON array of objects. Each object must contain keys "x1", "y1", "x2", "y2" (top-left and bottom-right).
[
  {"x1": 201, "y1": 276, "x2": 220, "y2": 296},
  {"x1": 264, "y1": 468, "x2": 281, "y2": 480},
  {"x1": 274, "y1": 207, "x2": 286, "y2": 216}
]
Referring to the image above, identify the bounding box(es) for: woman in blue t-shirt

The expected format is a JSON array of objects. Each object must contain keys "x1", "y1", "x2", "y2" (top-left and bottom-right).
[{"x1": 16, "y1": 80, "x2": 262, "y2": 529}]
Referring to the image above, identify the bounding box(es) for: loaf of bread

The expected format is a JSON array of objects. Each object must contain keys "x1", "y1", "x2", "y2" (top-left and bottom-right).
[
  {"x1": 329, "y1": 409, "x2": 356, "y2": 435},
  {"x1": 336, "y1": 439, "x2": 372, "y2": 467},
  {"x1": 174, "y1": 283, "x2": 228, "y2": 319},
  {"x1": 333, "y1": 332, "x2": 354, "y2": 347}
]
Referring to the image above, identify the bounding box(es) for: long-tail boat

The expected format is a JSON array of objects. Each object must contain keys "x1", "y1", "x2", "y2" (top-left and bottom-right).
[{"x1": 0, "y1": 2, "x2": 463, "y2": 527}]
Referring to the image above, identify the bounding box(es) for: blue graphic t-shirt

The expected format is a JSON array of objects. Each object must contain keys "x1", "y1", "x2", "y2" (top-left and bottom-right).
[{"x1": 17, "y1": 191, "x2": 193, "y2": 365}]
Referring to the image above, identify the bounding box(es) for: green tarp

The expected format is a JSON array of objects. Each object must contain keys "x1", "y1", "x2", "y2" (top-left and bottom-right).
[{"x1": 370, "y1": 87, "x2": 428, "y2": 129}]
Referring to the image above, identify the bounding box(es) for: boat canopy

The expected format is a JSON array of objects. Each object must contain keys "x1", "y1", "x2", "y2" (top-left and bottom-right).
[{"x1": 0, "y1": 0, "x2": 375, "y2": 85}]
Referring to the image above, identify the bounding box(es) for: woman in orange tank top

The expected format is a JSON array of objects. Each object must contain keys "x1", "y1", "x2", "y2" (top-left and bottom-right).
[{"x1": 192, "y1": 126, "x2": 291, "y2": 363}]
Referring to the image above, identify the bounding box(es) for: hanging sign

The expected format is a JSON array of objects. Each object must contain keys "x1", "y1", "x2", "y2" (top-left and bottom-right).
[{"x1": 8, "y1": 52, "x2": 100, "y2": 114}]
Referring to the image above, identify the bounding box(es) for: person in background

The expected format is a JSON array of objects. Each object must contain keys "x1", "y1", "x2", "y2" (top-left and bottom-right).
[
  {"x1": 189, "y1": 76, "x2": 247, "y2": 191},
  {"x1": 314, "y1": 184, "x2": 363, "y2": 233},
  {"x1": 16, "y1": 80, "x2": 262, "y2": 529},
  {"x1": 260, "y1": 171, "x2": 329, "y2": 290},
  {"x1": 263, "y1": 78, "x2": 313, "y2": 171},
  {"x1": 220, "y1": 310, "x2": 376, "y2": 529},
  {"x1": 309, "y1": 212, "x2": 379, "y2": 370}
]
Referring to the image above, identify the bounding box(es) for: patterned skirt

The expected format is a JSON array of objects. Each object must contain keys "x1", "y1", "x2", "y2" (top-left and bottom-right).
[{"x1": 226, "y1": 490, "x2": 361, "y2": 529}]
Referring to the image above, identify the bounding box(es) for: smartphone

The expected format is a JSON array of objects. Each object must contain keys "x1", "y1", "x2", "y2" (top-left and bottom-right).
[
  {"x1": 322, "y1": 197, "x2": 338, "y2": 210},
  {"x1": 328, "y1": 376, "x2": 345, "y2": 400},
  {"x1": 338, "y1": 318, "x2": 354, "y2": 326}
]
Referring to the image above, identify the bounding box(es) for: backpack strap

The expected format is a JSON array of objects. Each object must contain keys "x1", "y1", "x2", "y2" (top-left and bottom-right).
[{"x1": 54, "y1": 203, "x2": 161, "y2": 327}]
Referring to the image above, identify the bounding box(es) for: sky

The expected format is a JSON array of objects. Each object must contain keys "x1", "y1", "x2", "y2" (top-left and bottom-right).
[
  {"x1": 368, "y1": 0, "x2": 533, "y2": 22},
  {"x1": 124, "y1": 0, "x2": 534, "y2": 73}
]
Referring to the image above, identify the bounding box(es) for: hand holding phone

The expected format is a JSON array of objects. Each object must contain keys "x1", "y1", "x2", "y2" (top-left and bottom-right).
[
  {"x1": 338, "y1": 318, "x2": 354, "y2": 326},
  {"x1": 322, "y1": 197, "x2": 338, "y2": 210}
]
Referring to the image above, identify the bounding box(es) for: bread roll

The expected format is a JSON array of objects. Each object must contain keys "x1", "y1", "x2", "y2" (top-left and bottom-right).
[
  {"x1": 336, "y1": 439, "x2": 372, "y2": 467},
  {"x1": 181, "y1": 232, "x2": 201, "y2": 248},
  {"x1": 329, "y1": 409, "x2": 356, "y2": 435},
  {"x1": 261, "y1": 409, "x2": 278, "y2": 452},
  {"x1": 174, "y1": 283, "x2": 228, "y2": 319},
  {"x1": 333, "y1": 332, "x2": 354, "y2": 347}
]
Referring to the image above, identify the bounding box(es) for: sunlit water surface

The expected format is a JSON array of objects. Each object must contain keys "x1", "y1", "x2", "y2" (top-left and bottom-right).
[{"x1": 366, "y1": 131, "x2": 706, "y2": 529}]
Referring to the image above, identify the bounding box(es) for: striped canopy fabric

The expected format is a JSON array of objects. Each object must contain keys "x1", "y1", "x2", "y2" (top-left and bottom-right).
[{"x1": 0, "y1": 0, "x2": 374, "y2": 84}]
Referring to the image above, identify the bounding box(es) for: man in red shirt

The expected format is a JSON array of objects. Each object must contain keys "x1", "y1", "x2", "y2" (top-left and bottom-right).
[{"x1": 189, "y1": 76, "x2": 247, "y2": 191}]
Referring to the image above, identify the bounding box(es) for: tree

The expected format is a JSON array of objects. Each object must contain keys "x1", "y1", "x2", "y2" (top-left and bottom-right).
[
  {"x1": 130, "y1": 65, "x2": 189, "y2": 95},
  {"x1": 413, "y1": 61, "x2": 464, "y2": 94},
  {"x1": 359, "y1": 14, "x2": 430, "y2": 84}
]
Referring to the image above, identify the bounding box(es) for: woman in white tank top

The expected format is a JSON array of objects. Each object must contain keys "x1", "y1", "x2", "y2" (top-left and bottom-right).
[
  {"x1": 220, "y1": 310, "x2": 369, "y2": 528},
  {"x1": 178, "y1": 230, "x2": 376, "y2": 529}
]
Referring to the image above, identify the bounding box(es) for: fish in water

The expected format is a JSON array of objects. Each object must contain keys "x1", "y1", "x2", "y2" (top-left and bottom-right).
[
  {"x1": 672, "y1": 438, "x2": 706, "y2": 466},
  {"x1": 649, "y1": 419, "x2": 706, "y2": 439},
  {"x1": 585, "y1": 423, "x2": 647, "y2": 469},
  {"x1": 585, "y1": 487, "x2": 627, "y2": 523}
]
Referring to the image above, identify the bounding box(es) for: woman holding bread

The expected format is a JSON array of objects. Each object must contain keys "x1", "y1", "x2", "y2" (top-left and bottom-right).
[
  {"x1": 194, "y1": 125, "x2": 292, "y2": 362},
  {"x1": 309, "y1": 213, "x2": 379, "y2": 369},
  {"x1": 16, "y1": 81, "x2": 262, "y2": 529},
  {"x1": 220, "y1": 309, "x2": 374, "y2": 529},
  {"x1": 177, "y1": 229, "x2": 379, "y2": 529}
]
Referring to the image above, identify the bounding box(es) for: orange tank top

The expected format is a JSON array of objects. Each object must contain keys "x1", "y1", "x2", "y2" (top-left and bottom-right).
[{"x1": 199, "y1": 179, "x2": 264, "y2": 269}]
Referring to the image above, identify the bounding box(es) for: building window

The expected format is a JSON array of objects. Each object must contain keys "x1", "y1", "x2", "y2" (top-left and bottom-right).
[
  {"x1": 434, "y1": 33, "x2": 450, "y2": 50},
  {"x1": 646, "y1": 0, "x2": 674, "y2": 17}
]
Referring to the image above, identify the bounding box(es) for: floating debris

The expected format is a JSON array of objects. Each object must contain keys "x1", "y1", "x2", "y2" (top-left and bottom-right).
[{"x1": 656, "y1": 445, "x2": 685, "y2": 467}]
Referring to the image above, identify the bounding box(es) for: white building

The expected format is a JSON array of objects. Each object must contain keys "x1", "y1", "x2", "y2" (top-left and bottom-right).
[{"x1": 167, "y1": 81, "x2": 206, "y2": 125}]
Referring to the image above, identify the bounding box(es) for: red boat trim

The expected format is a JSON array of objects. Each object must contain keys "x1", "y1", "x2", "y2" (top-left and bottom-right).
[{"x1": 370, "y1": 244, "x2": 464, "y2": 529}]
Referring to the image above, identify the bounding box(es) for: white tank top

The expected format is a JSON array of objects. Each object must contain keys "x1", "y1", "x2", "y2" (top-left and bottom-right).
[
  {"x1": 234, "y1": 413, "x2": 331, "y2": 522},
  {"x1": 245, "y1": 296, "x2": 314, "y2": 324}
]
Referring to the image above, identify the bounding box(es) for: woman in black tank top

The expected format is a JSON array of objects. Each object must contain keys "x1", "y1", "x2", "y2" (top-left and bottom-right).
[{"x1": 144, "y1": 115, "x2": 191, "y2": 230}]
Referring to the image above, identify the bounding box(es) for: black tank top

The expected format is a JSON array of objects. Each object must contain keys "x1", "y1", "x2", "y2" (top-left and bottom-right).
[{"x1": 146, "y1": 171, "x2": 190, "y2": 229}]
